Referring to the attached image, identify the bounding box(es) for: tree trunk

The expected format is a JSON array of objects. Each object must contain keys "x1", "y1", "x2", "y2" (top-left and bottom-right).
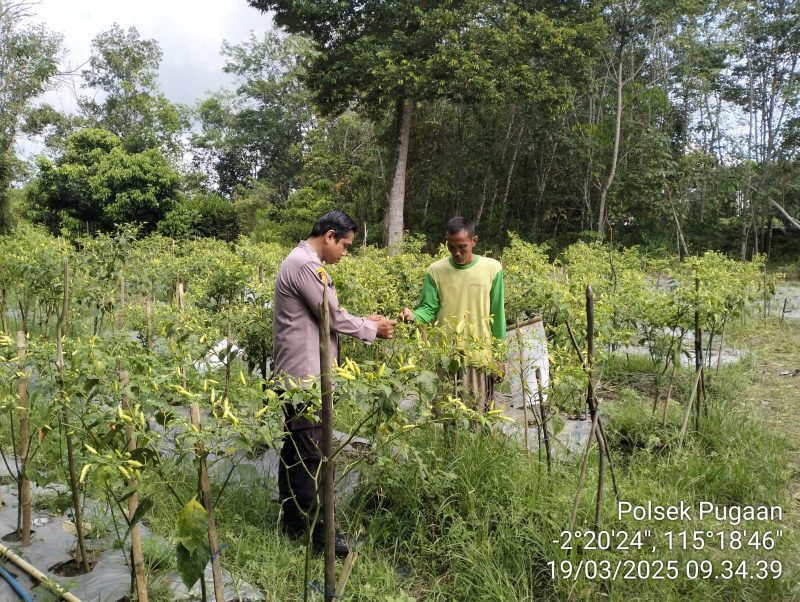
[
  {"x1": 597, "y1": 44, "x2": 625, "y2": 237},
  {"x1": 385, "y1": 99, "x2": 414, "y2": 252}
]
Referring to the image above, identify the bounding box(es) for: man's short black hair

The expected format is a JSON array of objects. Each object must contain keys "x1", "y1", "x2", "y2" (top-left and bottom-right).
[
  {"x1": 310, "y1": 210, "x2": 358, "y2": 240},
  {"x1": 446, "y1": 216, "x2": 476, "y2": 237}
]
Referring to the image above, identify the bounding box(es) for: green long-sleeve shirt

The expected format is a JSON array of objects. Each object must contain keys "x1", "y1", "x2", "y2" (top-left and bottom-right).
[{"x1": 412, "y1": 255, "x2": 506, "y2": 340}]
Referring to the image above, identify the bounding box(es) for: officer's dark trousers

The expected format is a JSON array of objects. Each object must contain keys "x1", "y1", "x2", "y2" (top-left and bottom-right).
[{"x1": 278, "y1": 405, "x2": 323, "y2": 534}]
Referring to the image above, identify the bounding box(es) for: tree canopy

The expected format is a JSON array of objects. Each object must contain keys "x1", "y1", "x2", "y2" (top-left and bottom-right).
[{"x1": 26, "y1": 128, "x2": 181, "y2": 235}]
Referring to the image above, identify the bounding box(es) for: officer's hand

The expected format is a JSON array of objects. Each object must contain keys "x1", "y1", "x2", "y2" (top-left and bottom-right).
[{"x1": 375, "y1": 317, "x2": 397, "y2": 339}]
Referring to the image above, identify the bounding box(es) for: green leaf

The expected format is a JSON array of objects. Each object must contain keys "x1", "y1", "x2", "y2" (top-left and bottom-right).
[
  {"x1": 176, "y1": 497, "x2": 208, "y2": 554},
  {"x1": 176, "y1": 541, "x2": 210, "y2": 589}
]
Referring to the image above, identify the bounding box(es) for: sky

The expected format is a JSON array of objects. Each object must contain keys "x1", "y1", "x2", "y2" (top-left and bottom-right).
[{"x1": 31, "y1": 0, "x2": 272, "y2": 110}]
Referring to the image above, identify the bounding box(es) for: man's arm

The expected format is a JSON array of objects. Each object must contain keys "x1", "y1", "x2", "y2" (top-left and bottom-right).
[
  {"x1": 490, "y1": 270, "x2": 506, "y2": 340},
  {"x1": 296, "y1": 264, "x2": 387, "y2": 342},
  {"x1": 402, "y1": 273, "x2": 439, "y2": 323}
]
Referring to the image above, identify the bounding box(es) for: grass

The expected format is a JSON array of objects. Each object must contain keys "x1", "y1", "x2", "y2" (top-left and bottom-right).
[{"x1": 3, "y1": 312, "x2": 798, "y2": 600}]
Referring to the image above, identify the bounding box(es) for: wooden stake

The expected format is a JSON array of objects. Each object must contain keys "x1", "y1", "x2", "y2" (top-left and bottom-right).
[
  {"x1": 318, "y1": 272, "x2": 336, "y2": 602},
  {"x1": 585, "y1": 285, "x2": 609, "y2": 528},
  {"x1": 224, "y1": 302, "x2": 232, "y2": 402},
  {"x1": 569, "y1": 413, "x2": 599, "y2": 532},
  {"x1": 564, "y1": 312, "x2": 619, "y2": 509},
  {"x1": 334, "y1": 551, "x2": 358, "y2": 599},
  {"x1": 535, "y1": 368, "x2": 551, "y2": 473},
  {"x1": 57, "y1": 259, "x2": 90, "y2": 572},
  {"x1": 515, "y1": 322, "x2": 530, "y2": 455},
  {"x1": 176, "y1": 279, "x2": 185, "y2": 312},
  {"x1": 693, "y1": 273, "x2": 704, "y2": 428},
  {"x1": 121, "y1": 370, "x2": 148, "y2": 601},
  {"x1": 661, "y1": 363, "x2": 677, "y2": 427},
  {"x1": 505, "y1": 316, "x2": 543, "y2": 332},
  {"x1": 1, "y1": 289, "x2": 7, "y2": 333},
  {"x1": 119, "y1": 276, "x2": 126, "y2": 331},
  {"x1": 146, "y1": 298, "x2": 154, "y2": 350},
  {"x1": 17, "y1": 331, "x2": 30, "y2": 545},
  {"x1": 678, "y1": 367, "x2": 704, "y2": 447},
  {"x1": 190, "y1": 403, "x2": 224, "y2": 602}
]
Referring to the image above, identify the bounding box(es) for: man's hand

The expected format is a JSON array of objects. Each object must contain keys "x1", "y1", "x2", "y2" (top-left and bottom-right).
[
  {"x1": 365, "y1": 314, "x2": 397, "y2": 338},
  {"x1": 399, "y1": 307, "x2": 415, "y2": 322},
  {"x1": 373, "y1": 316, "x2": 397, "y2": 339}
]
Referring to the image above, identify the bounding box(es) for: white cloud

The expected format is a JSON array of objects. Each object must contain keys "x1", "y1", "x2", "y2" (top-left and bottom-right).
[{"x1": 32, "y1": 0, "x2": 273, "y2": 106}]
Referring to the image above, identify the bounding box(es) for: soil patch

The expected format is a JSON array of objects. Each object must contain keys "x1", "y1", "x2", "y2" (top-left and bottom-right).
[
  {"x1": 1, "y1": 528, "x2": 35, "y2": 541},
  {"x1": 48, "y1": 557, "x2": 97, "y2": 576}
]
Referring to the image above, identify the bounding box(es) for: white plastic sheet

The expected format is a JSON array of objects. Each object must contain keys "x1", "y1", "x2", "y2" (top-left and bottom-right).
[{"x1": 506, "y1": 319, "x2": 549, "y2": 406}]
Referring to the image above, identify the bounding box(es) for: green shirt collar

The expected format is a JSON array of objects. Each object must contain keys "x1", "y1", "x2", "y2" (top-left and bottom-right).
[{"x1": 448, "y1": 255, "x2": 481, "y2": 270}]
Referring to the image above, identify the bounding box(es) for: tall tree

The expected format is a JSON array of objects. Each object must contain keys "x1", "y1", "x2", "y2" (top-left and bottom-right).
[
  {"x1": 0, "y1": 0, "x2": 61, "y2": 231},
  {"x1": 246, "y1": 0, "x2": 586, "y2": 248},
  {"x1": 79, "y1": 24, "x2": 188, "y2": 156},
  {"x1": 191, "y1": 32, "x2": 313, "y2": 198},
  {"x1": 723, "y1": 0, "x2": 800, "y2": 257}
]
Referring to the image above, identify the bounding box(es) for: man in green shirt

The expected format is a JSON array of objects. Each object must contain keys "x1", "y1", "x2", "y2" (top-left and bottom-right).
[{"x1": 401, "y1": 216, "x2": 505, "y2": 411}]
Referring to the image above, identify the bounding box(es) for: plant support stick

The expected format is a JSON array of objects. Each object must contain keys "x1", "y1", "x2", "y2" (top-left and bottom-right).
[
  {"x1": 17, "y1": 331, "x2": 30, "y2": 545},
  {"x1": 318, "y1": 271, "x2": 336, "y2": 602},
  {"x1": 121, "y1": 370, "x2": 148, "y2": 602},
  {"x1": 57, "y1": 259, "x2": 90, "y2": 573},
  {"x1": 190, "y1": 403, "x2": 224, "y2": 602}
]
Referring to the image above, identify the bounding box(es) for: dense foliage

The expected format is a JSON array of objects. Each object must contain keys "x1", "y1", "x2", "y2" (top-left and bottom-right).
[
  {"x1": 2, "y1": 1, "x2": 798, "y2": 258},
  {"x1": 0, "y1": 2, "x2": 797, "y2": 598},
  {"x1": 0, "y1": 226, "x2": 791, "y2": 599}
]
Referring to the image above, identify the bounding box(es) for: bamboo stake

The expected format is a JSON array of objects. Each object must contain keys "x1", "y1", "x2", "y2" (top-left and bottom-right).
[
  {"x1": 0, "y1": 542, "x2": 83, "y2": 602},
  {"x1": 693, "y1": 273, "x2": 704, "y2": 429},
  {"x1": 175, "y1": 275, "x2": 222, "y2": 601},
  {"x1": 121, "y1": 370, "x2": 148, "y2": 601},
  {"x1": 17, "y1": 331, "x2": 31, "y2": 545},
  {"x1": 118, "y1": 276, "x2": 126, "y2": 331},
  {"x1": 661, "y1": 363, "x2": 677, "y2": 427},
  {"x1": 224, "y1": 301, "x2": 232, "y2": 402},
  {"x1": 146, "y1": 298, "x2": 154, "y2": 350},
  {"x1": 176, "y1": 279, "x2": 185, "y2": 311},
  {"x1": 569, "y1": 413, "x2": 599, "y2": 532},
  {"x1": 780, "y1": 299, "x2": 788, "y2": 325},
  {"x1": 318, "y1": 272, "x2": 336, "y2": 602},
  {"x1": 334, "y1": 551, "x2": 358, "y2": 600},
  {"x1": 505, "y1": 315, "x2": 543, "y2": 332},
  {"x1": 57, "y1": 259, "x2": 90, "y2": 573},
  {"x1": 596, "y1": 418, "x2": 619, "y2": 501},
  {"x1": 1, "y1": 289, "x2": 7, "y2": 333},
  {"x1": 678, "y1": 368, "x2": 705, "y2": 447},
  {"x1": 535, "y1": 368, "x2": 551, "y2": 473},
  {"x1": 190, "y1": 403, "x2": 224, "y2": 602},
  {"x1": 564, "y1": 315, "x2": 619, "y2": 501},
  {"x1": 586, "y1": 286, "x2": 606, "y2": 528},
  {"x1": 515, "y1": 322, "x2": 530, "y2": 455}
]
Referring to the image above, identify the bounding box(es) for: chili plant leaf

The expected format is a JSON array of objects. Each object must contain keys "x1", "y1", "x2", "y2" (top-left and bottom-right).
[{"x1": 176, "y1": 496, "x2": 208, "y2": 554}]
